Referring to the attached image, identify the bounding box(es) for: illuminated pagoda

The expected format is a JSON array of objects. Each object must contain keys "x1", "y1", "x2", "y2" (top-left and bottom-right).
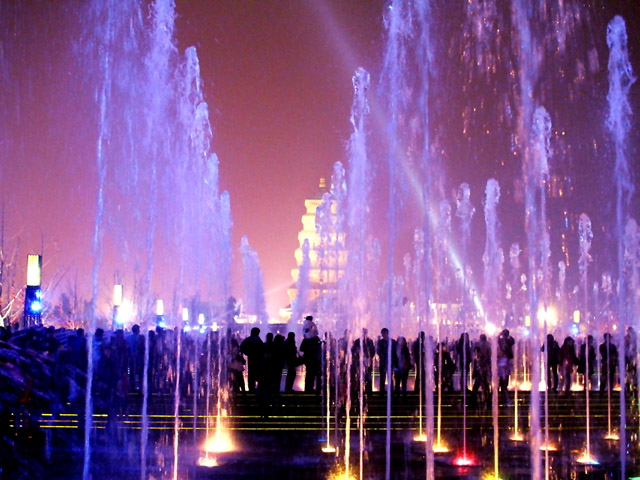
[{"x1": 285, "y1": 178, "x2": 347, "y2": 326}]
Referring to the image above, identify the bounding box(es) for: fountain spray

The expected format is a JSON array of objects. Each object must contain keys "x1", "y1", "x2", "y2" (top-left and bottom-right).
[
  {"x1": 331, "y1": 161, "x2": 347, "y2": 454},
  {"x1": 381, "y1": 1, "x2": 407, "y2": 476},
  {"x1": 345, "y1": 66, "x2": 371, "y2": 480},
  {"x1": 483, "y1": 178, "x2": 501, "y2": 480},
  {"x1": 607, "y1": 16, "x2": 636, "y2": 477},
  {"x1": 83, "y1": 1, "x2": 138, "y2": 476},
  {"x1": 577, "y1": 213, "x2": 595, "y2": 464},
  {"x1": 317, "y1": 192, "x2": 335, "y2": 454},
  {"x1": 434, "y1": 200, "x2": 451, "y2": 453},
  {"x1": 456, "y1": 182, "x2": 475, "y2": 464}
]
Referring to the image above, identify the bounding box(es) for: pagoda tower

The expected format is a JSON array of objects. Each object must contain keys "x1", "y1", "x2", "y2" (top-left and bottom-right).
[{"x1": 287, "y1": 177, "x2": 347, "y2": 323}]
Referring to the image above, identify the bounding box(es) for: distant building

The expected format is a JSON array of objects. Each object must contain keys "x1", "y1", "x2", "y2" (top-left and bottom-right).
[{"x1": 284, "y1": 178, "x2": 347, "y2": 325}]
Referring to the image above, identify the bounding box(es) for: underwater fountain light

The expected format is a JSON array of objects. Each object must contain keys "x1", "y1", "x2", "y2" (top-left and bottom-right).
[
  {"x1": 203, "y1": 426, "x2": 235, "y2": 454},
  {"x1": 321, "y1": 446, "x2": 337, "y2": 454},
  {"x1": 604, "y1": 432, "x2": 620, "y2": 440},
  {"x1": 413, "y1": 433, "x2": 427, "y2": 442},
  {"x1": 198, "y1": 456, "x2": 218, "y2": 467},
  {"x1": 510, "y1": 432, "x2": 524, "y2": 442},
  {"x1": 433, "y1": 442, "x2": 450, "y2": 453},
  {"x1": 576, "y1": 451, "x2": 599, "y2": 465},
  {"x1": 198, "y1": 313, "x2": 205, "y2": 325},
  {"x1": 485, "y1": 322, "x2": 497, "y2": 336},
  {"x1": 327, "y1": 468, "x2": 357, "y2": 480},
  {"x1": 453, "y1": 454, "x2": 476, "y2": 466},
  {"x1": 182, "y1": 307, "x2": 189, "y2": 322},
  {"x1": 519, "y1": 380, "x2": 532, "y2": 391},
  {"x1": 537, "y1": 306, "x2": 558, "y2": 328},
  {"x1": 482, "y1": 474, "x2": 506, "y2": 480}
]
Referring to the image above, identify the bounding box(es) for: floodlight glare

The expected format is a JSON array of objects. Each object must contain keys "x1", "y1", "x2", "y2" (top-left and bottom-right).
[
  {"x1": 26, "y1": 254, "x2": 42, "y2": 287},
  {"x1": 113, "y1": 284, "x2": 123, "y2": 307}
]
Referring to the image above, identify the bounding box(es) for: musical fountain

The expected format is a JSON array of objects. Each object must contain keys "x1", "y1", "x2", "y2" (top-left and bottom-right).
[{"x1": 1, "y1": 0, "x2": 639, "y2": 479}]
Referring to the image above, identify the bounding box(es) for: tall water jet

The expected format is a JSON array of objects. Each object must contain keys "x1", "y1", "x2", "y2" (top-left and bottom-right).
[
  {"x1": 330, "y1": 161, "x2": 347, "y2": 453},
  {"x1": 483, "y1": 178, "x2": 500, "y2": 480},
  {"x1": 483, "y1": 180, "x2": 501, "y2": 308},
  {"x1": 455, "y1": 181, "x2": 474, "y2": 464},
  {"x1": 81, "y1": 2, "x2": 144, "y2": 477},
  {"x1": 140, "y1": 3, "x2": 178, "y2": 473},
  {"x1": 508, "y1": 243, "x2": 524, "y2": 441},
  {"x1": 511, "y1": 0, "x2": 544, "y2": 473},
  {"x1": 172, "y1": 323, "x2": 182, "y2": 480},
  {"x1": 624, "y1": 219, "x2": 640, "y2": 445},
  {"x1": 413, "y1": 2, "x2": 434, "y2": 475},
  {"x1": 577, "y1": 213, "x2": 595, "y2": 464},
  {"x1": 434, "y1": 200, "x2": 451, "y2": 453},
  {"x1": 606, "y1": 16, "x2": 636, "y2": 477},
  {"x1": 531, "y1": 106, "x2": 552, "y2": 479},
  {"x1": 316, "y1": 192, "x2": 336, "y2": 454},
  {"x1": 412, "y1": 228, "x2": 427, "y2": 444},
  {"x1": 212, "y1": 191, "x2": 233, "y2": 456},
  {"x1": 344, "y1": 66, "x2": 371, "y2": 480},
  {"x1": 381, "y1": 2, "x2": 408, "y2": 476}
]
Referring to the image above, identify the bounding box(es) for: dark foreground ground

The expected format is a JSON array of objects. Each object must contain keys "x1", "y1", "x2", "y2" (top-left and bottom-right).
[{"x1": 2, "y1": 389, "x2": 639, "y2": 480}]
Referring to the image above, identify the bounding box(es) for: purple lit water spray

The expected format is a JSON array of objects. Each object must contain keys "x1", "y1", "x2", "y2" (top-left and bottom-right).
[
  {"x1": 483, "y1": 178, "x2": 500, "y2": 480},
  {"x1": 532, "y1": 105, "x2": 552, "y2": 476},
  {"x1": 456, "y1": 181, "x2": 474, "y2": 463},
  {"x1": 83, "y1": 1, "x2": 144, "y2": 477},
  {"x1": 607, "y1": 16, "x2": 636, "y2": 477},
  {"x1": 381, "y1": 2, "x2": 407, "y2": 476},
  {"x1": 578, "y1": 213, "x2": 593, "y2": 462},
  {"x1": 344, "y1": 67, "x2": 371, "y2": 480}
]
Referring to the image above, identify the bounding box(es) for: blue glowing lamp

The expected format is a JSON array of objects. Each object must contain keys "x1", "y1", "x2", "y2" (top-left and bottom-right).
[{"x1": 24, "y1": 254, "x2": 43, "y2": 326}]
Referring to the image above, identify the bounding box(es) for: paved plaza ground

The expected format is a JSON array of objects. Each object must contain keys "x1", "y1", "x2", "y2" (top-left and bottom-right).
[{"x1": 5, "y1": 388, "x2": 638, "y2": 479}]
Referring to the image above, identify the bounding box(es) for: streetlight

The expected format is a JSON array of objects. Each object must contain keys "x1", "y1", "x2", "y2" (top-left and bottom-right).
[
  {"x1": 24, "y1": 254, "x2": 43, "y2": 328},
  {"x1": 113, "y1": 284, "x2": 123, "y2": 330},
  {"x1": 156, "y1": 299, "x2": 165, "y2": 328},
  {"x1": 182, "y1": 307, "x2": 189, "y2": 331}
]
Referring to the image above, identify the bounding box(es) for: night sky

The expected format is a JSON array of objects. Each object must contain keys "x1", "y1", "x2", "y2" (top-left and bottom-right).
[{"x1": 1, "y1": 1, "x2": 639, "y2": 321}]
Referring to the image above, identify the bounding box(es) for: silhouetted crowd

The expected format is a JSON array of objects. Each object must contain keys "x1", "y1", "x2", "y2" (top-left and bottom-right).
[{"x1": 1, "y1": 317, "x2": 638, "y2": 419}]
